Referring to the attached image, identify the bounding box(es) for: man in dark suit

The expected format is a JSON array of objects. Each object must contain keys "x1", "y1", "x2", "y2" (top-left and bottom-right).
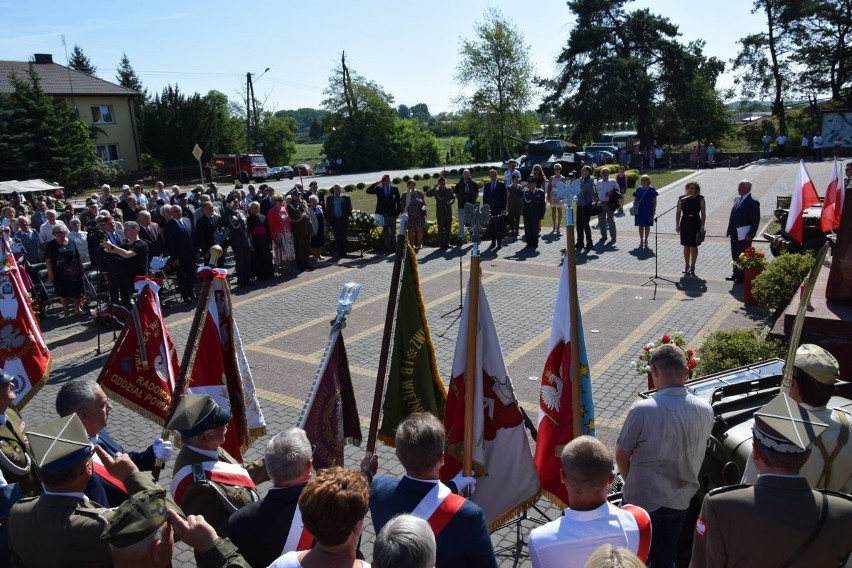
[
  {"x1": 228, "y1": 428, "x2": 313, "y2": 568},
  {"x1": 369, "y1": 413, "x2": 496, "y2": 568},
  {"x1": 136, "y1": 210, "x2": 165, "y2": 258},
  {"x1": 54, "y1": 379, "x2": 172, "y2": 508},
  {"x1": 725, "y1": 179, "x2": 760, "y2": 282},
  {"x1": 482, "y1": 169, "x2": 508, "y2": 249},
  {"x1": 366, "y1": 174, "x2": 402, "y2": 252},
  {"x1": 164, "y1": 204, "x2": 198, "y2": 302},
  {"x1": 195, "y1": 201, "x2": 222, "y2": 266},
  {"x1": 691, "y1": 393, "x2": 852, "y2": 567},
  {"x1": 96, "y1": 214, "x2": 126, "y2": 306},
  {"x1": 326, "y1": 184, "x2": 353, "y2": 258},
  {"x1": 454, "y1": 170, "x2": 479, "y2": 244}
]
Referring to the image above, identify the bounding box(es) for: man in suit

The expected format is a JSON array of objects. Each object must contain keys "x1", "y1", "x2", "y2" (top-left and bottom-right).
[
  {"x1": 7, "y1": 415, "x2": 164, "y2": 568},
  {"x1": 196, "y1": 201, "x2": 223, "y2": 266},
  {"x1": 164, "y1": 204, "x2": 198, "y2": 302},
  {"x1": 228, "y1": 428, "x2": 313, "y2": 568},
  {"x1": 425, "y1": 176, "x2": 455, "y2": 249},
  {"x1": 691, "y1": 393, "x2": 852, "y2": 567},
  {"x1": 482, "y1": 169, "x2": 508, "y2": 250},
  {"x1": 725, "y1": 179, "x2": 760, "y2": 282},
  {"x1": 96, "y1": 214, "x2": 127, "y2": 306},
  {"x1": 168, "y1": 395, "x2": 269, "y2": 546},
  {"x1": 286, "y1": 190, "x2": 312, "y2": 270},
  {"x1": 137, "y1": 210, "x2": 165, "y2": 258},
  {"x1": 369, "y1": 412, "x2": 496, "y2": 568},
  {"x1": 55, "y1": 378, "x2": 172, "y2": 507},
  {"x1": 366, "y1": 174, "x2": 402, "y2": 252},
  {"x1": 454, "y1": 170, "x2": 479, "y2": 243},
  {"x1": 0, "y1": 371, "x2": 40, "y2": 497},
  {"x1": 325, "y1": 184, "x2": 352, "y2": 258}
]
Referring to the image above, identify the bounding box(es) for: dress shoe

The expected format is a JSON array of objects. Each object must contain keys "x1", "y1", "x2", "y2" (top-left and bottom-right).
[
  {"x1": 575, "y1": 243, "x2": 583, "y2": 249},
  {"x1": 725, "y1": 275, "x2": 736, "y2": 281}
]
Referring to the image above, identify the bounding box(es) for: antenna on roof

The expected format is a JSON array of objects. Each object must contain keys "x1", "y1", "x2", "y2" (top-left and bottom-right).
[{"x1": 60, "y1": 35, "x2": 78, "y2": 117}]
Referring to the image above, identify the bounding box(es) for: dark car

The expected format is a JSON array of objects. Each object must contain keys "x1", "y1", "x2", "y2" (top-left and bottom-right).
[
  {"x1": 268, "y1": 166, "x2": 294, "y2": 181},
  {"x1": 293, "y1": 164, "x2": 313, "y2": 177}
]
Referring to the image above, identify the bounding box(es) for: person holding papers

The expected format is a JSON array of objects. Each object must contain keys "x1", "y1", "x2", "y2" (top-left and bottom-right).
[{"x1": 725, "y1": 180, "x2": 760, "y2": 283}]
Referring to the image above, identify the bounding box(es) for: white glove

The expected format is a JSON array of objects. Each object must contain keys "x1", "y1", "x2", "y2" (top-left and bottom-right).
[
  {"x1": 451, "y1": 471, "x2": 477, "y2": 495},
  {"x1": 152, "y1": 438, "x2": 173, "y2": 461}
]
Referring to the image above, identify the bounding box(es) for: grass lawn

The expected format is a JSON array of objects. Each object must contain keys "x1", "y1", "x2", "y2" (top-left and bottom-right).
[{"x1": 291, "y1": 143, "x2": 325, "y2": 166}]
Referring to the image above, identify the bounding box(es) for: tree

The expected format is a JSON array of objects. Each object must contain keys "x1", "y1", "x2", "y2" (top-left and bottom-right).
[
  {"x1": 790, "y1": 0, "x2": 852, "y2": 103},
  {"x1": 456, "y1": 8, "x2": 535, "y2": 160},
  {"x1": 410, "y1": 103, "x2": 431, "y2": 122},
  {"x1": 542, "y1": 0, "x2": 728, "y2": 149},
  {"x1": 308, "y1": 117, "x2": 323, "y2": 142},
  {"x1": 116, "y1": 53, "x2": 147, "y2": 125},
  {"x1": 68, "y1": 44, "x2": 96, "y2": 76},
  {"x1": 397, "y1": 104, "x2": 411, "y2": 119},
  {"x1": 257, "y1": 112, "x2": 297, "y2": 166}
]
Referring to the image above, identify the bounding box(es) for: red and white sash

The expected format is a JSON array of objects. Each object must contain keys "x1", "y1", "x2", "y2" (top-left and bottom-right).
[
  {"x1": 621, "y1": 504, "x2": 652, "y2": 562},
  {"x1": 410, "y1": 482, "x2": 466, "y2": 536},
  {"x1": 92, "y1": 451, "x2": 128, "y2": 495},
  {"x1": 282, "y1": 504, "x2": 314, "y2": 553},
  {"x1": 170, "y1": 460, "x2": 256, "y2": 504}
]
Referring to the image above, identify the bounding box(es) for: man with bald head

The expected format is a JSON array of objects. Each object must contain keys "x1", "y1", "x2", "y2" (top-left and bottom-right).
[{"x1": 725, "y1": 179, "x2": 760, "y2": 283}]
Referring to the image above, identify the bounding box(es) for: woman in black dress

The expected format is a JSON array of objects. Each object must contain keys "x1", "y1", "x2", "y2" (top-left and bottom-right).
[
  {"x1": 45, "y1": 224, "x2": 84, "y2": 316},
  {"x1": 675, "y1": 181, "x2": 706, "y2": 276},
  {"x1": 247, "y1": 201, "x2": 273, "y2": 281}
]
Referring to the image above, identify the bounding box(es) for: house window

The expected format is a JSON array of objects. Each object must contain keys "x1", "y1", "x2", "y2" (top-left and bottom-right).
[
  {"x1": 97, "y1": 144, "x2": 121, "y2": 162},
  {"x1": 91, "y1": 105, "x2": 114, "y2": 124}
]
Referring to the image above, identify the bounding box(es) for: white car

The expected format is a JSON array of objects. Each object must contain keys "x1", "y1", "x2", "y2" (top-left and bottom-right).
[{"x1": 315, "y1": 162, "x2": 328, "y2": 175}]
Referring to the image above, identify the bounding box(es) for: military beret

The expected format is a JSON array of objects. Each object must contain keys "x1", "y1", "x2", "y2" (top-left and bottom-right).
[
  {"x1": 752, "y1": 393, "x2": 828, "y2": 454},
  {"x1": 165, "y1": 394, "x2": 231, "y2": 437},
  {"x1": 27, "y1": 415, "x2": 93, "y2": 473},
  {"x1": 100, "y1": 489, "x2": 171, "y2": 548},
  {"x1": 793, "y1": 344, "x2": 839, "y2": 386}
]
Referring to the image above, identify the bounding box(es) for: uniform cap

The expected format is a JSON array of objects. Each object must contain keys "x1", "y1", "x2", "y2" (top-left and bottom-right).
[
  {"x1": 0, "y1": 371, "x2": 15, "y2": 387},
  {"x1": 752, "y1": 393, "x2": 828, "y2": 454},
  {"x1": 85, "y1": 198, "x2": 97, "y2": 206},
  {"x1": 165, "y1": 394, "x2": 231, "y2": 437},
  {"x1": 100, "y1": 489, "x2": 170, "y2": 548},
  {"x1": 793, "y1": 344, "x2": 839, "y2": 385},
  {"x1": 26, "y1": 415, "x2": 94, "y2": 473}
]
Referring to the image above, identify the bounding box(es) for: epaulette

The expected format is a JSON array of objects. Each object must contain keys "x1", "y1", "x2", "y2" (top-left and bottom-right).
[
  {"x1": 817, "y1": 488, "x2": 852, "y2": 503},
  {"x1": 707, "y1": 483, "x2": 750, "y2": 497},
  {"x1": 74, "y1": 506, "x2": 113, "y2": 525}
]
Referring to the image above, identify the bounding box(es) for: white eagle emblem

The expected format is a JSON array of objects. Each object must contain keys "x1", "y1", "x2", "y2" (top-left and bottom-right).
[{"x1": 540, "y1": 372, "x2": 563, "y2": 412}]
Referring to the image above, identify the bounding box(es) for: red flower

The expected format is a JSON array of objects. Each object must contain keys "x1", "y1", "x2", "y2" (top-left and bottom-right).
[
  {"x1": 661, "y1": 334, "x2": 671, "y2": 343},
  {"x1": 643, "y1": 346, "x2": 651, "y2": 352},
  {"x1": 674, "y1": 338, "x2": 683, "y2": 346},
  {"x1": 687, "y1": 348, "x2": 694, "y2": 357},
  {"x1": 687, "y1": 359, "x2": 697, "y2": 369}
]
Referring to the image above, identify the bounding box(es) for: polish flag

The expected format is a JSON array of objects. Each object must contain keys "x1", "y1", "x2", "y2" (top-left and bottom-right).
[
  {"x1": 820, "y1": 158, "x2": 844, "y2": 232},
  {"x1": 785, "y1": 160, "x2": 820, "y2": 243}
]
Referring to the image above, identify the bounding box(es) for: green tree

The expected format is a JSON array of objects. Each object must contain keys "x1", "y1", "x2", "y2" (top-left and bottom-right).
[
  {"x1": 116, "y1": 53, "x2": 147, "y2": 125},
  {"x1": 308, "y1": 117, "x2": 323, "y2": 142},
  {"x1": 790, "y1": 0, "x2": 852, "y2": 103},
  {"x1": 68, "y1": 44, "x2": 96, "y2": 76},
  {"x1": 397, "y1": 104, "x2": 411, "y2": 119},
  {"x1": 410, "y1": 103, "x2": 431, "y2": 122},
  {"x1": 257, "y1": 112, "x2": 297, "y2": 166},
  {"x1": 456, "y1": 8, "x2": 535, "y2": 159}
]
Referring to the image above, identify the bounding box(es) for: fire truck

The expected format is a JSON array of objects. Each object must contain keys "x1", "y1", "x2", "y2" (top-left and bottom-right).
[{"x1": 212, "y1": 153, "x2": 269, "y2": 183}]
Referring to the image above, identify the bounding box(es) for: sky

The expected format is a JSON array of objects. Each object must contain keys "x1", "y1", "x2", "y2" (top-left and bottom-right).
[{"x1": 0, "y1": 1, "x2": 766, "y2": 115}]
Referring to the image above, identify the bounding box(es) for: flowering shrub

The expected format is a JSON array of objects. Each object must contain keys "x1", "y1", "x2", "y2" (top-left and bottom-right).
[
  {"x1": 633, "y1": 332, "x2": 698, "y2": 377},
  {"x1": 734, "y1": 246, "x2": 768, "y2": 271},
  {"x1": 349, "y1": 210, "x2": 376, "y2": 230}
]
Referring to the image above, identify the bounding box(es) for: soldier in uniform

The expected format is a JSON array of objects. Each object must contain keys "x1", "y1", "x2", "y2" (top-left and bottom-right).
[
  {"x1": 0, "y1": 371, "x2": 39, "y2": 497},
  {"x1": 7, "y1": 414, "x2": 165, "y2": 567},
  {"x1": 521, "y1": 177, "x2": 547, "y2": 249},
  {"x1": 167, "y1": 395, "x2": 269, "y2": 545},
  {"x1": 425, "y1": 176, "x2": 455, "y2": 249},
  {"x1": 691, "y1": 393, "x2": 852, "y2": 567}
]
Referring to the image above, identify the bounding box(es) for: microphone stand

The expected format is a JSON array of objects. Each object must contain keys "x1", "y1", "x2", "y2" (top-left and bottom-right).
[
  {"x1": 439, "y1": 225, "x2": 467, "y2": 337},
  {"x1": 641, "y1": 202, "x2": 679, "y2": 299}
]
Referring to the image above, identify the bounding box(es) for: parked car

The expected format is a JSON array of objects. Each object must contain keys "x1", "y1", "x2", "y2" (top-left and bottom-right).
[
  {"x1": 314, "y1": 162, "x2": 328, "y2": 175},
  {"x1": 293, "y1": 164, "x2": 313, "y2": 176},
  {"x1": 268, "y1": 166, "x2": 294, "y2": 180}
]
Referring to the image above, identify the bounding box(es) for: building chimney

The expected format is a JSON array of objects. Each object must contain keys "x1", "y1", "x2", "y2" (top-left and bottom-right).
[{"x1": 33, "y1": 54, "x2": 53, "y2": 64}]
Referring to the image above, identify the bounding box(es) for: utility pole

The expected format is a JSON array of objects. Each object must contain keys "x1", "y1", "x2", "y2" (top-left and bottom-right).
[
  {"x1": 245, "y1": 72, "x2": 251, "y2": 152},
  {"x1": 244, "y1": 68, "x2": 269, "y2": 154}
]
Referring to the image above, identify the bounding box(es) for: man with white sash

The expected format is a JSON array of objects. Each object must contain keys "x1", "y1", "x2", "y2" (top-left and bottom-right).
[
  {"x1": 167, "y1": 394, "x2": 268, "y2": 553},
  {"x1": 228, "y1": 428, "x2": 314, "y2": 568},
  {"x1": 369, "y1": 412, "x2": 496, "y2": 568}
]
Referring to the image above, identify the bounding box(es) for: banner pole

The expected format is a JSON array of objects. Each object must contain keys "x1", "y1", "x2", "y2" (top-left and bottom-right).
[{"x1": 564, "y1": 206, "x2": 582, "y2": 439}]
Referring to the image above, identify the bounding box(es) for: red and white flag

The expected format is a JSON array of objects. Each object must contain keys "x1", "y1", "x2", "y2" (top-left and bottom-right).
[
  {"x1": 820, "y1": 157, "x2": 844, "y2": 232},
  {"x1": 534, "y1": 259, "x2": 596, "y2": 507},
  {"x1": 98, "y1": 278, "x2": 180, "y2": 424},
  {"x1": 441, "y1": 279, "x2": 541, "y2": 529},
  {"x1": 785, "y1": 160, "x2": 821, "y2": 243},
  {"x1": 184, "y1": 268, "x2": 266, "y2": 462},
  {"x1": 0, "y1": 258, "x2": 50, "y2": 409}
]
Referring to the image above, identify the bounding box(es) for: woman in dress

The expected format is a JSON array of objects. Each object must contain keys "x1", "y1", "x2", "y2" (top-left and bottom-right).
[
  {"x1": 268, "y1": 194, "x2": 296, "y2": 276},
  {"x1": 675, "y1": 181, "x2": 706, "y2": 276},
  {"x1": 67, "y1": 217, "x2": 90, "y2": 264},
  {"x1": 247, "y1": 201, "x2": 273, "y2": 281},
  {"x1": 307, "y1": 195, "x2": 326, "y2": 262},
  {"x1": 547, "y1": 164, "x2": 566, "y2": 234},
  {"x1": 268, "y1": 467, "x2": 370, "y2": 568},
  {"x1": 631, "y1": 175, "x2": 658, "y2": 248},
  {"x1": 44, "y1": 224, "x2": 84, "y2": 316},
  {"x1": 403, "y1": 180, "x2": 427, "y2": 251}
]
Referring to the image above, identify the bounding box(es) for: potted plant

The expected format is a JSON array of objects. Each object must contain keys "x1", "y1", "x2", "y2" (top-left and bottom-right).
[
  {"x1": 734, "y1": 247, "x2": 769, "y2": 304},
  {"x1": 634, "y1": 332, "x2": 698, "y2": 389}
]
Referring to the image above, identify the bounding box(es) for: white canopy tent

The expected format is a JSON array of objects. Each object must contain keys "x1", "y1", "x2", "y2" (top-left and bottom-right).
[{"x1": 0, "y1": 179, "x2": 64, "y2": 195}]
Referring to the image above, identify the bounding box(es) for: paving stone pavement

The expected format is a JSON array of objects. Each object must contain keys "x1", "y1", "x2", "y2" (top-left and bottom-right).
[{"x1": 22, "y1": 160, "x2": 838, "y2": 566}]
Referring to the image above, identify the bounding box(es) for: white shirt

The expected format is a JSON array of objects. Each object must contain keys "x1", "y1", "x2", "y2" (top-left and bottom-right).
[
  {"x1": 596, "y1": 179, "x2": 620, "y2": 201},
  {"x1": 39, "y1": 220, "x2": 66, "y2": 244},
  {"x1": 269, "y1": 551, "x2": 370, "y2": 568},
  {"x1": 529, "y1": 502, "x2": 647, "y2": 568}
]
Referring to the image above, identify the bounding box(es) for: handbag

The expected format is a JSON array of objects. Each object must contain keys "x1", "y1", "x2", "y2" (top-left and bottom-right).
[
  {"x1": 630, "y1": 188, "x2": 650, "y2": 216},
  {"x1": 696, "y1": 229, "x2": 706, "y2": 245},
  {"x1": 590, "y1": 202, "x2": 603, "y2": 215}
]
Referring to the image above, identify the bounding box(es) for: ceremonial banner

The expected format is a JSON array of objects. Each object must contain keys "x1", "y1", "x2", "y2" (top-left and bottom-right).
[
  {"x1": 535, "y1": 259, "x2": 595, "y2": 507},
  {"x1": 820, "y1": 157, "x2": 844, "y2": 232},
  {"x1": 0, "y1": 258, "x2": 50, "y2": 410},
  {"x1": 441, "y1": 279, "x2": 541, "y2": 529},
  {"x1": 785, "y1": 160, "x2": 820, "y2": 243},
  {"x1": 299, "y1": 331, "x2": 361, "y2": 469},
  {"x1": 379, "y1": 243, "x2": 446, "y2": 446},
  {"x1": 184, "y1": 269, "x2": 266, "y2": 462},
  {"x1": 97, "y1": 279, "x2": 179, "y2": 424}
]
